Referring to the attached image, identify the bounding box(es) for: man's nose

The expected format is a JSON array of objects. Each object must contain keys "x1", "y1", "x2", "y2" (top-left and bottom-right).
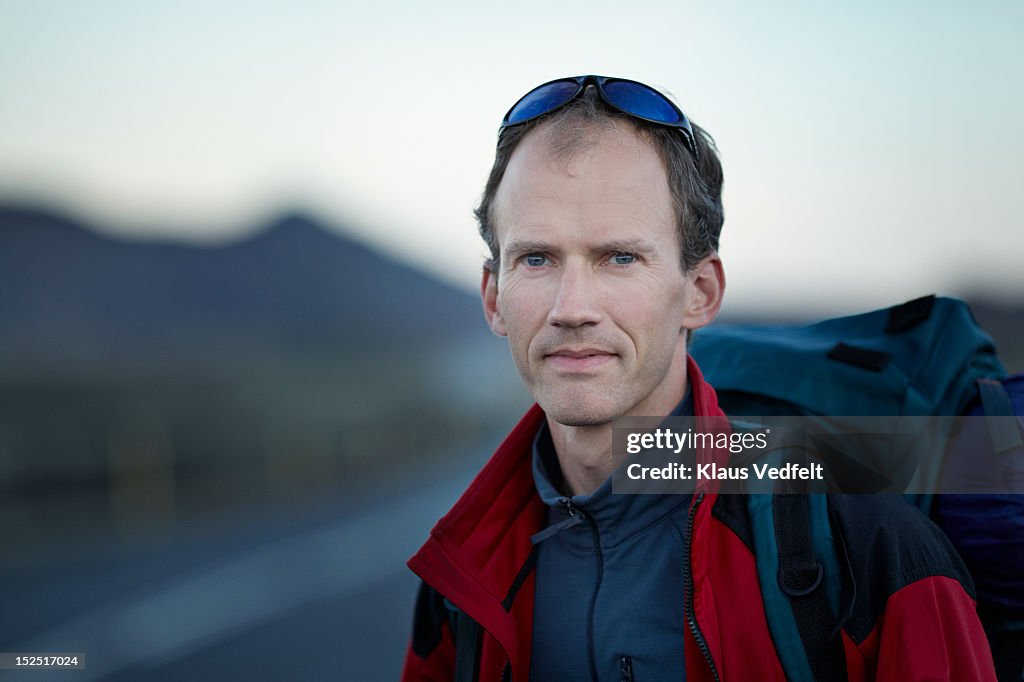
[{"x1": 547, "y1": 262, "x2": 603, "y2": 328}]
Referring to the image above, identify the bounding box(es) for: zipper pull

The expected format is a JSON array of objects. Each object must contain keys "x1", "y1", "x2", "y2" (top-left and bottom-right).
[
  {"x1": 620, "y1": 655, "x2": 635, "y2": 682},
  {"x1": 530, "y1": 499, "x2": 585, "y2": 544}
]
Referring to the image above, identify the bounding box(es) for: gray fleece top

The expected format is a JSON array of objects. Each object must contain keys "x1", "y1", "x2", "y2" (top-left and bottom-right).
[{"x1": 529, "y1": 393, "x2": 693, "y2": 682}]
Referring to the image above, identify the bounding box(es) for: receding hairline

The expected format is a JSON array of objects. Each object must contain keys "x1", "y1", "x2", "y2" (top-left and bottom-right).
[
  {"x1": 488, "y1": 116, "x2": 675, "y2": 250},
  {"x1": 532, "y1": 109, "x2": 662, "y2": 168}
]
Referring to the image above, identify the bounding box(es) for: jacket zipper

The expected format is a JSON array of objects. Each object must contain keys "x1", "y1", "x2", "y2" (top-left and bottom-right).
[
  {"x1": 620, "y1": 655, "x2": 634, "y2": 682},
  {"x1": 563, "y1": 499, "x2": 603, "y2": 682},
  {"x1": 683, "y1": 492, "x2": 720, "y2": 682}
]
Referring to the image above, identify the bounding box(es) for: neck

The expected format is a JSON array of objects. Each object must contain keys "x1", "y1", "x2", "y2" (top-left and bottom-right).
[
  {"x1": 547, "y1": 421, "x2": 616, "y2": 497},
  {"x1": 549, "y1": 351, "x2": 690, "y2": 496}
]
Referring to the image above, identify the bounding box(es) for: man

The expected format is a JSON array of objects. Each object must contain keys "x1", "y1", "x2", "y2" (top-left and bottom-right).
[{"x1": 401, "y1": 76, "x2": 996, "y2": 681}]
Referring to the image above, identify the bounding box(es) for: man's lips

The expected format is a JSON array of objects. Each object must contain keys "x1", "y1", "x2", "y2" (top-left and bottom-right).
[{"x1": 544, "y1": 348, "x2": 618, "y2": 371}]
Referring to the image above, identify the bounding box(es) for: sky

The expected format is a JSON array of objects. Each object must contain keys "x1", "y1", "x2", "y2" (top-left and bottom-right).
[{"x1": 1, "y1": 0, "x2": 1021, "y2": 315}]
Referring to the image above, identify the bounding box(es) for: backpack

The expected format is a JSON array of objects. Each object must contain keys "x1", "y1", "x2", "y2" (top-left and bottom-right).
[{"x1": 690, "y1": 295, "x2": 1024, "y2": 681}]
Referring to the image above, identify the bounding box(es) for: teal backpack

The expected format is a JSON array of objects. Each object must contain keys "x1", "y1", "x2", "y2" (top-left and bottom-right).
[{"x1": 691, "y1": 295, "x2": 1021, "y2": 681}]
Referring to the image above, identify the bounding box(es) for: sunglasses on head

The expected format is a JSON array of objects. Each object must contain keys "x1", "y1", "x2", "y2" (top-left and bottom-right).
[{"x1": 500, "y1": 75, "x2": 698, "y2": 160}]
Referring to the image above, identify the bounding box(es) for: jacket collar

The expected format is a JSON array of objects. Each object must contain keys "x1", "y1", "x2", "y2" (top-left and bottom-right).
[{"x1": 531, "y1": 390, "x2": 694, "y2": 550}]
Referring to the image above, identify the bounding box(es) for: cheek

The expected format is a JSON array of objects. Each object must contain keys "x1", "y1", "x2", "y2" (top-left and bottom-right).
[
  {"x1": 497, "y1": 281, "x2": 547, "y2": 341},
  {"x1": 616, "y1": 287, "x2": 686, "y2": 351}
]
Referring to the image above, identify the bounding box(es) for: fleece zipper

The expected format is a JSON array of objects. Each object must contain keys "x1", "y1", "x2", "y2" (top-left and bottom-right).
[{"x1": 558, "y1": 498, "x2": 604, "y2": 682}]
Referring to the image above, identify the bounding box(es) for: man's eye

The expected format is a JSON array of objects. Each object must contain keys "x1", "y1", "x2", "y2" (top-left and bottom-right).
[
  {"x1": 610, "y1": 252, "x2": 636, "y2": 265},
  {"x1": 524, "y1": 254, "x2": 548, "y2": 267}
]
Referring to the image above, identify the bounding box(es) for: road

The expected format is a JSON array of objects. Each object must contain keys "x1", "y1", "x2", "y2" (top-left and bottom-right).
[{"x1": 0, "y1": 455, "x2": 483, "y2": 682}]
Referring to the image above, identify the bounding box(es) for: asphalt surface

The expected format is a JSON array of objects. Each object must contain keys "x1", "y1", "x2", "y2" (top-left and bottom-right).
[{"x1": 0, "y1": 454, "x2": 482, "y2": 682}]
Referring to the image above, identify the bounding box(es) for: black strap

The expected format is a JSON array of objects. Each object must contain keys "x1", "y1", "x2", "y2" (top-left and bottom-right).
[
  {"x1": 450, "y1": 549, "x2": 538, "y2": 681},
  {"x1": 978, "y1": 378, "x2": 1024, "y2": 453},
  {"x1": 454, "y1": 609, "x2": 482, "y2": 682},
  {"x1": 827, "y1": 342, "x2": 892, "y2": 372},
  {"x1": 885, "y1": 295, "x2": 935, "y2": 333},
  {"x1": 502, "y1": 547, "x2": 538, "y2": 611},
  {"x1": 774, "y1": 494, "x2": 847, "y2": 682}
]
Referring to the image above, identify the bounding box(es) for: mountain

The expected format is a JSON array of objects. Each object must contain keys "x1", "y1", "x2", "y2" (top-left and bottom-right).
[{"x1": 0, "y1": 205, "x2": 490, "y2": 375}]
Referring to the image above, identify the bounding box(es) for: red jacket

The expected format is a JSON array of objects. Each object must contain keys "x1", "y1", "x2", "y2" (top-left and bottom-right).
[{"x1": 402, "y1": 358, "x2": 996, "y2": 681}]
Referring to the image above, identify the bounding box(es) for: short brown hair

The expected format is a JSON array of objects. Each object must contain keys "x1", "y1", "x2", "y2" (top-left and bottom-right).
[{"x1": 474, "y1": 86, "x2": 724, "y2": 275}]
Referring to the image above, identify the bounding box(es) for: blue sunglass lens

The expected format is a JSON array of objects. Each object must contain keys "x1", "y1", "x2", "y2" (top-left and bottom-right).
[
  {"x1": 602, "y1": 81, "x2": 682, "y2": 124},
  {"x1": 505, "y1": 81, "x2": 581, "y2": 125}
]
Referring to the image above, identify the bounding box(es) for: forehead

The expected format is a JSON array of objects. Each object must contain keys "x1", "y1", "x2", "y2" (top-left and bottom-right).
[{"x1": 491, "y1": 122, "x2": 677, "y2": 250}]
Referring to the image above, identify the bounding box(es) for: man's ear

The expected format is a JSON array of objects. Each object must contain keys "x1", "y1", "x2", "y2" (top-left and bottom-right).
[
  {"x1": 681, "y1": 253, "x2": 725, "y2": 332},
  {"x1": 481, "y1": 266, "x2": 507, "y2": 337}
]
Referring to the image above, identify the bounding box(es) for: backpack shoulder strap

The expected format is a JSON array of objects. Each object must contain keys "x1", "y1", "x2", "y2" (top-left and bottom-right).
[
  {"x1": 774, "y1": 494, "x2": 847, "y2": 681},
  {"x1": 748, "y1": 492, "x2": 847, "y2": 682}
]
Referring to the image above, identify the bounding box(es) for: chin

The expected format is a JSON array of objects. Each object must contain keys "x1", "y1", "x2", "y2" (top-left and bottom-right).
[
  {"x1": 540, "y1": 393, "x2": 621, "y2": 427},
  {"x1": 550, "y1": 413, "x2": 612, "y2": 427}
]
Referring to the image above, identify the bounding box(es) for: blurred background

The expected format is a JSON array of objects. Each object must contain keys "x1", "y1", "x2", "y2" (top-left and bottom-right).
[{"x1": 0, "y1": 1, "x2": 1021, "y2": 680}]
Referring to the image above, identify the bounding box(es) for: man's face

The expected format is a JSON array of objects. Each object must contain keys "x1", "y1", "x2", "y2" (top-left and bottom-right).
[{"x1": 482, "y1": 122, "x2": 720, "y2": 426}]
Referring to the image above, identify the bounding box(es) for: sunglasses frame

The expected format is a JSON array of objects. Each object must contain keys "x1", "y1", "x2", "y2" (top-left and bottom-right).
[{"x1": 500, "y1": 75, "x2": 698, "y2": 160}]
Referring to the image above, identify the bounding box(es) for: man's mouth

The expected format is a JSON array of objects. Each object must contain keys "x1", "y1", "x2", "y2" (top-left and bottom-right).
[{"x1": 545, "y1": 348, "x2": 617, "y2": 372}]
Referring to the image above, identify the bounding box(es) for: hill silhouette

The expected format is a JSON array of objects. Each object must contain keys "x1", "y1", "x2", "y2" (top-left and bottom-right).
[{"x1": 0, "y1": 205, "x2": 488, "y2": 376}]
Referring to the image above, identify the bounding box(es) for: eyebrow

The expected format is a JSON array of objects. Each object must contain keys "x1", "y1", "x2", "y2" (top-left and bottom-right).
[
  {"x1": 503, "y1": 238, "x2": 660, "y2": 264},
  {"x1": 503, "y1": 239, "x2": 552, "y2": 263}
]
